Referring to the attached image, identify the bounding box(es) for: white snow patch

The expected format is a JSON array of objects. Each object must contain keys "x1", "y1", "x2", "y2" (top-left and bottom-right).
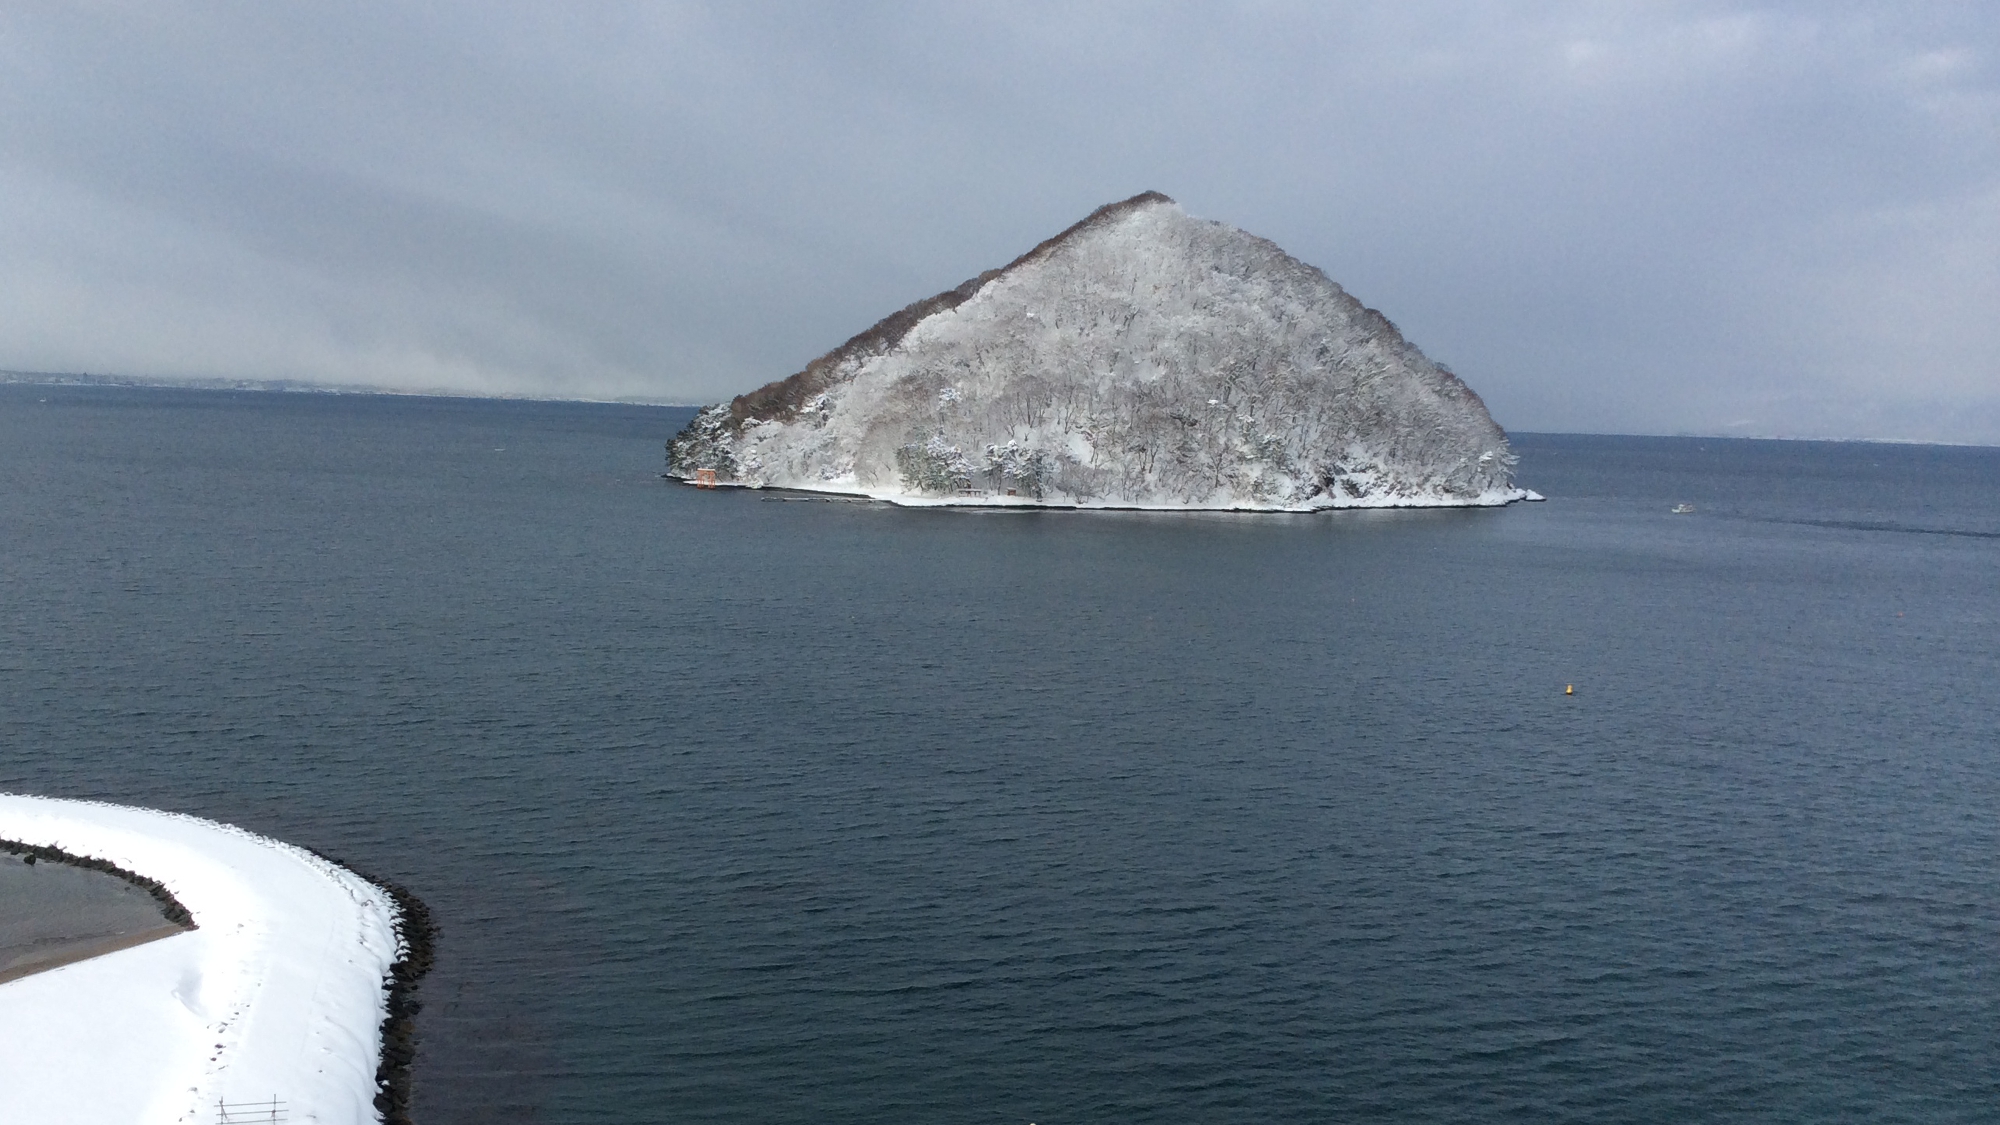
[{"x1": 0, "y1": 794, "x2": 401, "y2": 1125}]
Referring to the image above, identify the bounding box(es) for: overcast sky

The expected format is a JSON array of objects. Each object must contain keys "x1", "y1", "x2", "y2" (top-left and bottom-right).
[{"x1": 3, "y1": 2, "x2": 1995, "y2": 441}]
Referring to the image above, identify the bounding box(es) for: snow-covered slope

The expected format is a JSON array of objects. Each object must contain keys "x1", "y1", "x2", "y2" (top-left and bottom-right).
[
  {"x1": 669, "y1": 192, "x2": 1526, "y2": 510},
  {"x1": 0, "y1": 795, "x2": 403, "y2": 1125}
]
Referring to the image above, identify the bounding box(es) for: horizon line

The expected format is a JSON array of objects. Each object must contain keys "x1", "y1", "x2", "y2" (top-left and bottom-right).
[{"x1": 6, "y1": 369, "x2": 1995, "y2": 451}]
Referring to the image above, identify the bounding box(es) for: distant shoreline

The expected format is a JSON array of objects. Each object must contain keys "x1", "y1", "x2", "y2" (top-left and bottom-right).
[
  {"x1": 6, "y1": 375, "x2": 1997, "y2": 449},
  {"x1": 0, "y1": 369, "x2": 701, "y2": 410}
]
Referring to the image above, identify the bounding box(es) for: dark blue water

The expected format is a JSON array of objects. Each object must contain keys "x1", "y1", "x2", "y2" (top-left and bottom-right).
[{"x1": 3, "y1": 385, "x2": 1997, "y2": 1123}]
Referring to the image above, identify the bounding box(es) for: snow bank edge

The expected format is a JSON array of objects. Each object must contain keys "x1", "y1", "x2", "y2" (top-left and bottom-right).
[
  {"x1": 303, "y1": 845, "x2": 437, "y2": 1125},
  {"x1": 678, "y1": 477, "x2": 1543, "y2": 511}
]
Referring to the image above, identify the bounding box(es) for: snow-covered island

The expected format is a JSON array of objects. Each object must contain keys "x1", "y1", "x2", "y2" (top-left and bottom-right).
[
  {"x1": 0, "y1": 794, "x2": 426, "y2": 1125},
  {"x1": 668, "y1": 191, "x2": 1533, "y2": 510}
]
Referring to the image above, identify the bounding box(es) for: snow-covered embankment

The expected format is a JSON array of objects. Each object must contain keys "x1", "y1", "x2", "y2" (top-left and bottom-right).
[{"x1": 0, "y1": 794, "x2": 409, "y2": 1125}]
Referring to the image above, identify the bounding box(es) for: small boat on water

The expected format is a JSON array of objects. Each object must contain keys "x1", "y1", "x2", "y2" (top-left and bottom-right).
[{"x1": 1671, "y1": 503, "x2": 1696, "y2": 514}]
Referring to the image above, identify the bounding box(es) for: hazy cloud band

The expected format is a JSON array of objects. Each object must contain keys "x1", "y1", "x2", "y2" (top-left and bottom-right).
[{"x1": 2, "y1": 2, "x2": 1995, "y2": 441}]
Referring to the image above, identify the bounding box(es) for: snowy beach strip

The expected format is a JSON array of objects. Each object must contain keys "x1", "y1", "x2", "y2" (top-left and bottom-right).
[
  {"x1": 0, "y1": 794, "x2": 401, "y2": 1125},
  {"x1": 699, "y1": 477, "x2": 1540, "y2": 510}
]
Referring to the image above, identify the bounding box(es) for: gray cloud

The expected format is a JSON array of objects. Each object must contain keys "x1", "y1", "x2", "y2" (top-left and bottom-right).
[{"x1": 2, "y1": 2, "x2": 1995, "y2": 441}]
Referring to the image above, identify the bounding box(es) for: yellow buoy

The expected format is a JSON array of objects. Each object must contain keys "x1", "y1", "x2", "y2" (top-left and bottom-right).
[{"x1": 1565, "y1": 684, "x2": 1574, "y2": 695}]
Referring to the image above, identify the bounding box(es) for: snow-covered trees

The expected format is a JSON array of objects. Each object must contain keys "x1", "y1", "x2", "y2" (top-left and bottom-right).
[
  {"x1": 983, "y1": 440, "x2": 1050, "y2": 498},
  {"x1": 667, "y1": 192, "x2": 1526, "y2": 510},
  {"x1": 894, "y1": 431, "x2": 978, "y2": 494},
  {"x1": 665, "y1": 405, "x2": 739, "y2": 477}
]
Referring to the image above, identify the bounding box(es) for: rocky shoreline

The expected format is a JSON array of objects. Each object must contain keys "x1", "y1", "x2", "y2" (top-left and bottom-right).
[
  {"x1": 305, "y1": 848, "x2": 437, "y2": 1125},
  {"x1": 678, "y1": 478, "x2": 1543, "y2": 511},
  {"x1": 1, "y1": 836, "x2": 197, "y2": 929}
]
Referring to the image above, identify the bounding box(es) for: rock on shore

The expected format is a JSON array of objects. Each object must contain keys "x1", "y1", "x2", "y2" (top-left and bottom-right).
[{"x1": 668, "y1": 192, "x2": 1525, "y2": 510}]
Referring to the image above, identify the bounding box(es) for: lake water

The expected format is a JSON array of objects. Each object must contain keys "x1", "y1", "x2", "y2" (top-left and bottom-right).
[
  {"x1": 2, "y1": 384, "x2": 1996, "y2": 1123},
  {"x1": 0, "y1": 851, "x2": 186, "y2": 983}
]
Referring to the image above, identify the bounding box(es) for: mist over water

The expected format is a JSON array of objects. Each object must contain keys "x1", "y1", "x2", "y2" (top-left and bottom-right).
[{"x1": 2, "y1": 386, "x2": 1996, "y2": 1123}]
